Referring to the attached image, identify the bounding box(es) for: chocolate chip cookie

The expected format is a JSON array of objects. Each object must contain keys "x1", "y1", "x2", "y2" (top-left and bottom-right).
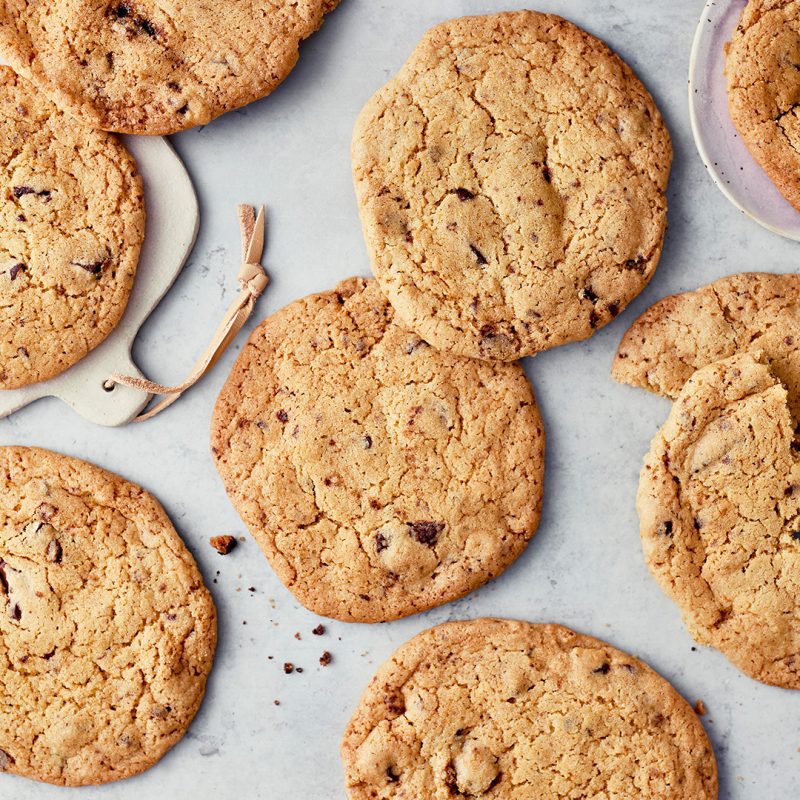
[
  {"x1": 0, "y1": 446, "x2": 216, "y2": 785},
  {"x1": 342, "y1": 619, "x2": 718, "y2": 798},
  {"x1": 0, "y1": 67, "x2": 144, "y2": 389},
  {"x1": 638, "y1": 352, "x2": 800, "y2": 687},
  {"x1": 211, "y1": 278, "x2": 545, "y2": 623},
  {"x1": 352, "y1": 11, "x2": 672, "y2": 361},
  {"x1": 0, "y1": 0, "x2": 341, "y2": 134},
  {"x1": 726, "y1": 0, "x2": 800, "y2": 211},
  {"x1": 613, "y1": 273, "x2": 800, "y2": 418}
]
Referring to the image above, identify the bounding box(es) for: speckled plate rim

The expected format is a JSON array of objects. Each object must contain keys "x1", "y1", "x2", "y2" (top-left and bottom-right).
[{"x1": 688, "y1": 0, "x2": 800, "y2": 241}]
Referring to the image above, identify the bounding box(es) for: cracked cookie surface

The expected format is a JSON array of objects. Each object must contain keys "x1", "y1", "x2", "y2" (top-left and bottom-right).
[
  {"x1": 211, "y1": 278, "x2": 544, "y2": 623},
  {"x1": 0, "y1": 446, "x2": 216, "y2": 786},
  {"x1": 638, "y1": 352, "x2": 800, "y2": 688},
  {"x1": 613, "y1": 273, "x2": 800, "y2": 419},
  {"x1": 726, "y1": 0, "x2": 800, "y2": 211},
  {"x1": 0, "y1": 0, "x2": 340, "y2": 134},
  {"x1": 342, "y1": 619, "x2": 717, "y2": 799},
  {"x1": 352, "y1": 11, "x2": 672, "y2": 361},
  {"x1": 0, "y1": 67, "x2": 144, "y2": 389}
]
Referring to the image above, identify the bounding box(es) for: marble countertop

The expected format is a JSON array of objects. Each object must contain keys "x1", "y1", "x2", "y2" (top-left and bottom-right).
[{"x1": 7, "y1": 1, "x2": 799, "y2": 797}]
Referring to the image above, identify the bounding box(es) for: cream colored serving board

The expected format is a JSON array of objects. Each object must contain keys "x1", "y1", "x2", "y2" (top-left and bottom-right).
[{"x1": 0, "y1": 135, "x2": 199, "y2": 426}]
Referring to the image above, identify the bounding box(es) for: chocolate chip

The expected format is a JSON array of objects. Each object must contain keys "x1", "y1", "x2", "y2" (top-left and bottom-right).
[
  {"x1": 405, "y1": 337, "x2": 427, "y2": 354},
  {"x1": 386, "y1": 766, "x2": 400, "y2": 783},
  {"x1": 542, "y1": 166, "x2": 553, "y2": 183},
  {"x1": 589, "y1": 310, "x2": 600, "y2": 329},
  {"x1": 176, "y1": 104, "x2": 189, "y2": 115},
  {"x1": 283, "y1": 662, "x2": 294, "y2": 674},
  {"x1": 453, "y1": 188, "x2": 475, "y2": 201},
  {"x1": 361, "y1": 434, "x2": 373, "y2": 450},
  {"x1": 46, "y1": 539, "x2": 62, "y2": 563},
  {"x1": 151, "y1": 705, "x2": 169, "y2": 719},
  {"x1": 408, "y1": 521, "x2": 444, "y2": 547},
  {"x1": 10, "y1": 603, "x2": 21, "y2": 621},
  {"x1": 37, "y1": 503, "x2": 56, "y2": 522},
  {"x1": 12, "y1": 186, "x2": 51, "y2": 201},
  {"x1": 167, "y1": 80, "x2": 180, "y2": 91},
  {"x1": 580, "y1": 286, "x2": 599, "y2": 303},
  {"x1": 593, "y1": 662, "x2": 610, "y2": 674},
  {"x1": 0, "y1": 561, "x2": 8, "y2": 595},
  {"x1": 658, "y1": 520, "x2": 673, "y2": 536},
  {"x1": 444, "y1": 763, "x2": 458, "y2": 791},
  {"x1": 319, "y1": 651, "x2": 332, "y2": 667},
  {"x1": 384, "y1": 692, "x2": 405, "y2": 715},
  {"x1": 375, "y1": 532, "x2": 389, "y2": 552},
  {"x1": 624, "y1": 256, "x2": 647, "y2": 273},
  {"x1": 276, "y1": 409, "x2": 289, "y2": 423},
  {"x1": 110, "y1": 4, "x2": 159, "y2": 37},
  {"x1": 209, "y1": 535, "x2": 236, "y2": 555},
  {"x1": 17, "y1": 347, "x2": 28, "y2": 359},
  {"x1": 71, "y1": 258, "x2": 108, "y2": 275},
  {"x1": 312, "y1": 624, "x2": 325, "y2": 636},
  {"x1": 785, "y1": 336, "x2": 795, "y2": 346},
  {"x1": 9, "y1": 263, "x2": 26, "y2": 281},
  {"x1": 607, "y1": 302, "x2": 619, "y2": 318},
  {"x1": 792, "y1": 531, "x2": 800, "y2": 541},
  {"x1": 469, "y1": 244, "x2": 488, "y2": 265},
  {"x1": 0, "y1": 749, "x2": 14, "y2": 771}
]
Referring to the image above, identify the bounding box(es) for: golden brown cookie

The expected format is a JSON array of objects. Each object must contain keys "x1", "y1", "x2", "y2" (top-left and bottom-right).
[
  {"x1": 352, "y1": 11, "x2": 672, "y2": 361},
  {"x1": 613, "y1": 273, "x2": 800, "y2": 418},
  {"x1": 0, "y1": 67, "x2": 144, "y2": 389},
  {"x1": 342, "y1": 619, "x2": 718, "y2": 799},
  {"x1": 0, "y1": 446, "x2": 216, "y2": 785},
  {"x1": 0, "y1": 0, "x2": 340, "y2": 135},
  {"x1": 211, "y1": 278, "x2": 545, "y2": 623},
  {"x1": 638, "y1": 352, "x2": 800, "y2": 688},
  {"x1": 726, "y1": 0, "x2": 800, "y2": 211}
]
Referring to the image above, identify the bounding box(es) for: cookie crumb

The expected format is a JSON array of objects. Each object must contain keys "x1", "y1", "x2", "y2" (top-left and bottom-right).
[
  {"x1": 296, "y1": 666, "x2": 304, "y2": 673},
  {"x1": 209, "y1": 535, "x2": 236, "y2": 555},
  {"x1": 320, "y1": 651, "x2": 332, "y2": 667},
  {"x1": 694, "y1": 699, "x2": 707, "y2": 716},
  {"x1": 283, "y1": 662, "x2": 294, "y2": 674},
  {"x1": 274, "y1": 699, "x2": 280, "y2": 706},
  {"x1": 312, "y1": 624, "x2": 325, "y2": 636}
]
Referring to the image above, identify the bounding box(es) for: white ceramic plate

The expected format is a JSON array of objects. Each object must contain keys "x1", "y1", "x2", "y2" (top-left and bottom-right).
[
  {"x1": 0, "y1": 135, "x2": 199, "y2": 426},
  {"x1": 689, "y1": 0, "x2": 800, "y2": 240}
]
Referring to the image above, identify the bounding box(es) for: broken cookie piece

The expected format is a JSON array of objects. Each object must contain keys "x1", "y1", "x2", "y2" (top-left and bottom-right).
[
  {"x1": 342, "y1": 619, "x2": 717, "y2": 799},
  {"x1": 638, "y1": 351, "x2": 800, "y2": 688}
]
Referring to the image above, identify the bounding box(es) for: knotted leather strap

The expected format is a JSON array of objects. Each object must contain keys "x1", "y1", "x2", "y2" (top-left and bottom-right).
[{"x1": 106, "y1": 204, "x2": 268, "y2": 422}]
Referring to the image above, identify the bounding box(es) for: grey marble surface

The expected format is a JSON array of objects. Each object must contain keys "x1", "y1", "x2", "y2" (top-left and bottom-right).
[{"x1": 5, "y1": 1, "x2": 799, "y2": 797}]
